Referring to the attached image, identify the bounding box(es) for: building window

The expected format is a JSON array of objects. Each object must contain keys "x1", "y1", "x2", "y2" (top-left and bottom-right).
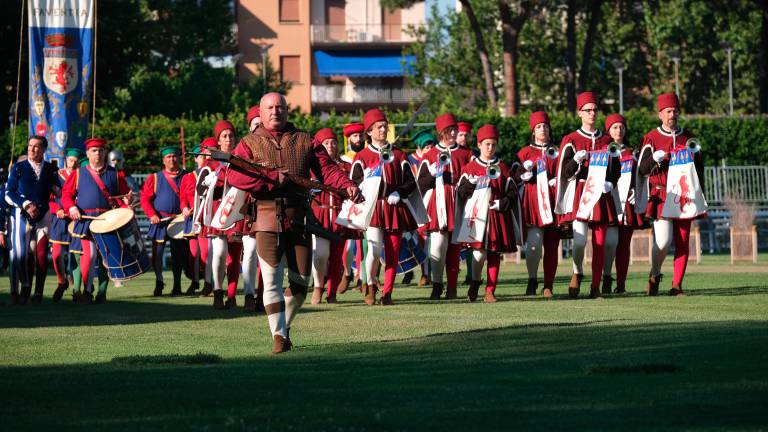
[
  {"x1": 279, "y1": 0, "x2": 299, "y2": 22},
  {"x1": 281, "y1": 55, "x2": 301, "y2": 83}
]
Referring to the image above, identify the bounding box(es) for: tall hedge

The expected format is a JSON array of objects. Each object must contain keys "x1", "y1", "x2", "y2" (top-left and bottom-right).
[{"x1": 3, "y1": 110, "x2": 767, "y2": 172}]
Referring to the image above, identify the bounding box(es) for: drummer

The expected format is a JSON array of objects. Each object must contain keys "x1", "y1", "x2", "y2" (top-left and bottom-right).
[
  {"x1": 49, "y1": 147, "x2": 84, "y2": 302},
  {"x1": 140, "y1": 146, "x2": 188, "y2": 296},
  {"x1": 62, "y1": 138, "x2": 133, "y2": 304}
]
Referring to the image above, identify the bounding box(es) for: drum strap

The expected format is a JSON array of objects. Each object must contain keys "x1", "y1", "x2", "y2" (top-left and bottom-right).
[
  {"x1": 86, "y1": 165, "x2": 114, "y2": 205},
  {"x1": 161, "y1": 170, "x2": 181, "y2": 196}
]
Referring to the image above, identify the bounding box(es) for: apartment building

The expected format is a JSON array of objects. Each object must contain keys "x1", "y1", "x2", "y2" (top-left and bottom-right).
[{"x1": 236, "y1": 0, "x2": 426, "y2": 113}]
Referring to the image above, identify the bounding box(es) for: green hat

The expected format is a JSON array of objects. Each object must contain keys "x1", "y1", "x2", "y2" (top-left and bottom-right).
[
  {"x1": 191, "y1": 145, "x2": 201, "y2": 154},
  {"x1": 412, "y1": 129, "x2": 437, "y2": 149},
  {"x1": 65, "y1": 147, "x2": 84, "y2": 159},
  {"x1": 161, "y1": 146, "x2": 181, "y2": 157},
  {"x1": 79, "y1": 158, "x2": 89, "y2": 167}
]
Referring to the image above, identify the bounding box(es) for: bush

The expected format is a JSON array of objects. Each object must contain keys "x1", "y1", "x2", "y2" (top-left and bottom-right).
[{"x1": 3, "y1": 111, "x2": 767, "y2": 172}]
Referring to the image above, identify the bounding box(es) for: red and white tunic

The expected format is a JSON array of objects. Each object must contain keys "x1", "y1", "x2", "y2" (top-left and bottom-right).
[
  {"x1": 617, "y1": 146, "x2": 646, "y2": 228},
  {"x1": 555, "y1": 129, "x2": 618, "y2": 225},
  {"x1": 456, "y1": 157, "x2": 518, "y2": 253},
  {"x1": 312, "y1": 159, "x2": 361, "y2": 239},
  {"x1": 637, "y1": 126, "x2": 704, "y2": 220},
  {"x1": 350, "y1": 143, "x2": 417, "y2": 232},
  {"x1": 517, "y1": 144, "x2": 558, "y2": 228},
  {"x1": 203, "y1": 160, "x2": 246, "y2": 239},
  {"x1": 417, "y1": 143, "x2": 473, "y2": 232}
]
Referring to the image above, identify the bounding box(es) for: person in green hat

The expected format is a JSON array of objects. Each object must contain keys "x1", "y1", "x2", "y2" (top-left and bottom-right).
[
  {"x1": 140, "y1": 145, "x2": 189, "y2": 296},
  {"x1": 50, "y1": 147, "x2": 85, "y2": 302},
  {"x1": 404, "y1": 128, "x2": 436, "y2": 287}
]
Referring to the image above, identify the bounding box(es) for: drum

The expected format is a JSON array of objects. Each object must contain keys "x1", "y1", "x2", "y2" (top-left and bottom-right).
[
  {"x1": 89, "y1": 208, "x2": 151, "y2": 281},
  {"x1": 166, "y1": 215, "x2": 187, "y2": 239},
  {"x1": 396, "y1": 231, "x2": 426, "y2": 275}
]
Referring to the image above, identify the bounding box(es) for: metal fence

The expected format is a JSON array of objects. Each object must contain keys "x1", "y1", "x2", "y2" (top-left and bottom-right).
[
  {"x1": 703, "y1": 166, "x2": 768, "y2": 204},
  {"x1": 312, "y1": 85, "x2": 424, "y2": 104}
]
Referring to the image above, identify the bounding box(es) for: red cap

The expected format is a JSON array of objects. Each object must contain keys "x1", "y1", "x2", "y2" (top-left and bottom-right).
[
  {"x1": 657, "y1": 93, "x2": 679, "y2": 111},
  {"x1": 576, "y1": 91, "x2": 598, "y2": 110},
  {"x1": 435, "y1": 113, "x2": 457, "y2": 133},
  {"x1": 457, "y1": 122, "x2": 472, "y2": 133},
  {"x1": 214, "y1": 120, "x2": 235, "y2": 141},
  {"x1": 247, "y1": 105, "x2": 260, "y2": 126},
  {"x1": 363, "y1": 108, "x2": 387, "y2": 131},
  {"x1": 476, "y1": 124, "x2": 499, "y2": 143},
  {"x1": 85, "y1": 138, "x2": 106, "y2": 149},
  {"x1": 604, "y1": 113, "x2": 626, "y2": 131},
  {"x1": 529, "y1": 111, "x2": 550, "y2": 132},
  {"x1": 314, "y1": 128, "x2": 336, "y2": 144},
  {"x1": 343, "y1": 122, "x2": 364, "y2": 137},
  {"x1": 201, "y1": 137, "x2": 218, "y2": 148}
]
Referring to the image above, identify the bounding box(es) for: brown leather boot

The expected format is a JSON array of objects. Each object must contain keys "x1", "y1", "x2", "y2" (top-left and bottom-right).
[
  {"x1": 483, "y1": 290, "x2": 497, "y2": 303},
  {"x1": 589, "y1": 285, "x2": 603, "y2": 299},
  {"x1": 199, "y1": 282, "x2": 213, "y2": 297},
  {"x1": 213, "y1": 290, "x2": 226, "y2": 309},
  {"x1": 467, "y1": 281, "x2": 481, "y2": 302},
  {"x1": 271, "y1": 335, "x2": 292, "y2": 354},
  {"x1": 542, "y1": 283, "x2": 554, "y2": 298},
  {"x1": 52, "y1": 282, "x2": 68, "y2": 303},
  {"x1": 225, "y1": 296, "x2": 237, "y2": 309},
  {"x1": 243, "y1": 294, "x2": 256, "y2": 312},
  {"x1": 418, "y1": 275, "x2": 431, "y2": 286},
  {"x1": 380, "y1": 292, "x2": 393, "y2": 306},
  {"x1": 646, "y1": 274, "x2": 662, "y2": 296},
  {"x1": 669, "y1": 284, "x2": 686, "y2": 297},
  {"x1": 601, "y1": 275, "x2": 613, "y2": 295},
  {"x1": 429, "y1": 282, "x2": 444, "y2": 300},
  {"x1": 525, "y1": 278, "x2": 538, "y2": 296},
  {"x1": 310, "y1": 287, "x2": 323, "y2": 305},
  {"x1": 363, "y1": 283, "x2": 377, "y2": 306},
  {"x1": 568, "y1": 273, "x2": 583, "y2": 299},
  {"x1": 445, "y1": 284, "x2": 457, "y2": 300},
  {"x1": 77, "y1": 291, "x2": 93, "y2": 305},
  {"x1": 337, "y1": 275, "x2": 352, "y2": 294}
]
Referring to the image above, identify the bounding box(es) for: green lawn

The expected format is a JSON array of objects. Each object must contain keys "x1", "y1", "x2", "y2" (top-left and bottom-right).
[{"x1": 1, "y1": 257, "x2": 767, "y2": 431}]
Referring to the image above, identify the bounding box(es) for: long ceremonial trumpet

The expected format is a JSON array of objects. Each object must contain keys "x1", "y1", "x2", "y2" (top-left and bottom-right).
[
  {"x1": 687, "y1": 138, "x2": 701, "y2": 153},
  {"x1": 607, "y1": 142, "x2": 621, "y2": 158},
  {"x1": 486, "y1": 163, "x2": 501, "y2": 179},
  {"x1": 438, "y1": 151, "x2": 451, "y2": 165},
  {"x1": 380, "y1": 147, "x2": 394, "y2": 164},
  {"x1": 545, "y1": 146, "x2": 559, "y2": 159}
]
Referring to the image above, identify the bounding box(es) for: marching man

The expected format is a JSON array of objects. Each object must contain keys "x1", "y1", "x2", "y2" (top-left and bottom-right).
[
  {"x1": 417, "y1": 113, "x2": 473, "y2": 300},
  {"x1": 179, "y1": 143, "x2": 206, "y2": 296},
  {"x1": 49, "y1": 147, "x2": 84, "y2": 302},
  {"x1": 555, "y1": 92, "x2": 619, "y2": 299},
  {"x1": 637, "y1": 93, "x2": 706, "y2": 296},
  {"x1": 141, "y1": 146, "x2": 188, "y2": 296},
  {"x1": 4, "y1": 135, "x2": 59, "y2": 304},
  {"x1": 455, "y1": 124, "x2": 520, "y2": 302},
  {"x1": 337, "y1": 122, "x2": 366, "y2": 293}
]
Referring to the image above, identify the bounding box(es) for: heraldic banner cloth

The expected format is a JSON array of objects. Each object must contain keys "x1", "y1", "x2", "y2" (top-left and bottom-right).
[{"x1": 28, "y1": 0, "x2": 94, "y2": 165}]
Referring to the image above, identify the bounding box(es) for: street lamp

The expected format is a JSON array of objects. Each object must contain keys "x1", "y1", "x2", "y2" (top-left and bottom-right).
[
  {"x1": 720, "y1": 41, "x2": 734, "y2": 116},
  {"x1": 667, "y1": 49, "x2": 681, "y2": 97},
  {"x1": 259, "y1": 43, "x2": 274, "y2": 89},
  {"x1": 612, "y1": 59, "x2": 625, "y2": 114}
]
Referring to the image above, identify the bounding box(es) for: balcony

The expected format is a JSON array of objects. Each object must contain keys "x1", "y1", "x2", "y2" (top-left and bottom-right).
[
  {"x1": 312, "y1": 84, "x2": 424, "y2": 104},
  {"x1": 310, "y1": 24, "x2": 424, "y2": 44}
]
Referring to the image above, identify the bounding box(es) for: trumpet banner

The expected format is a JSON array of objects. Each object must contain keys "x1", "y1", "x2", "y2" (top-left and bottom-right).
[
  {"x1": 661, "y1": 149, "x2": 708, "y2": 219},
  {"x1": 336, "y1": 163, "x2": 382, "y2": 230},
  {"x1": 28, "y1": 0, "x2": 94, "y2": 165},
  {"x1": 535, "y1": 158, "x2": 553, "y2": 225},
  {"x1": 576, "y1": 151, "x2": 609, "y2": 220},
  {"x1": 453, "y1": 176, "x2": 491, "y2": 244},
  {"x1": 210, "y1": 186, "x2": 247, "y2": 229}
]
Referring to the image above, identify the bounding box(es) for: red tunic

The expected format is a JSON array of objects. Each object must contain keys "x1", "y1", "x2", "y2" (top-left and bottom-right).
[
  {"x1": 203, "y1": 161, "x2": 246, "y2": 239},
  {"x1": 637, "y1": 126, "x2": 704, "y2": 220},
  {"x1": 517, "y1": 144, "x2": 558, "y2": 228},
  {"x1": 311, "y1": 159, "x2": 361, "y2": 238},
  {"x1": 416, "y1": 143, "x2": 473, "y2": 232},
  {"x1": 456, "y1": 158, "x2": 517, "y2": 253},
  {"x1": 179, "y1": 170, "x2": 198, "y2": 211},
  {"x1": 350, "y1": 143, "x2": 417, "y2": 232},
  {"x1": 556, "y1": 129, "x2": 617, "y2": 225}
]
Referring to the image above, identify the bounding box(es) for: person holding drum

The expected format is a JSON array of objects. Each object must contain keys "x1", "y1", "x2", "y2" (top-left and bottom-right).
[
  {"x1": 5, "y1": 135, "x2": 59, "y2": 305},
  {"x1": 417, "y1": 113, "x2": 473, "y2": 301},
  {"x1": 141, "y1": 146, "x2": 189, "y2": 297},
  {"x1": 62, "y1": 138, "x2": 133, "y2": 304},
  {"x1": 309, "y1": 128, "x2": 359, "y2": 304},
  {"x1": 49, "y1": 147, "x2": 84, "y2": 302},
  {"x1": 516, "y1": 111, "x2": 561, "y2": 298},
  {"x1": 456, "y1": 124, "x2": 519, "y2": 302},
  {"x1": 180, "y1": 144, "x2": 206, "y2": 296},
  {"x1": 227, "y1": 92, "x2": 359, "y2": 353},
  {"x1": 637, "y1": 93, "x2": 705, "y2": 296},
  {"x1": 555, "y1": 92, "x2": 618, "y2": 299}
]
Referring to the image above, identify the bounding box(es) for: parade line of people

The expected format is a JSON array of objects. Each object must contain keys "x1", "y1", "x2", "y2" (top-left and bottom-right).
[{"x1": 2, "y1": 91, "x2": 708, "y2": 353}]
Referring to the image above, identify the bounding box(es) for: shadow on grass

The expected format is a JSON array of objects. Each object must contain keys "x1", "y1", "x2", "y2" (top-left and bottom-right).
[
  {"x1": 1, "y1": 320, "x2": 766, "y2": 431},
  {"x1": 0, "y1": 295, "x2": 327, "y2": 329}
]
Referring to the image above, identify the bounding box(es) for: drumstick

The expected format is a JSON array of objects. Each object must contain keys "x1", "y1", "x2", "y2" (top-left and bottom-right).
[
  {"x1": 80, "y1": 215, "x2": 105, "y2": 221},
  {"x1": 160, "y1": 215, "x2": 177, "y2": 222}
]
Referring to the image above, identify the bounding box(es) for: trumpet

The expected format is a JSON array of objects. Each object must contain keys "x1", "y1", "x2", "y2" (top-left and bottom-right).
[
  {"x1": 486, "y1": 163, "x2": 501, "y2": 179},
  {"x1": 438, "y1": 151, "x2": 451, "y2": 165},
  {"x1": 607, "y1": 142, "x2": 621, "y2": 158},
  {"x1": 545, "y1": 146, "x2": 559, "y2": 160},
  {"x1": 687, "y1": 138, "x2": 701, "y2": 153},
  {"x1": 380, "y1": 147, "x2": 394, "y2": 164}
]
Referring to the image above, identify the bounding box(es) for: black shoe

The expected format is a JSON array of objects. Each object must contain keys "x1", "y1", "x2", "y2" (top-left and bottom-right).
[
  {"x1": 153, "y1": 280, "x2": 164, "y2": 297},
  {"x1": 78, "y1": 291, "x2": 94, "y2": 305},
  {"x1": 401, "y1": 272, "x2": 414, "y2": 285},
  {"x1": 19, "y1": 286, "x2": 31, "y2": 305},
  {"x1": 602, "y1": 275, "x2": 613, "y2": 295},
  {"x1": 52, "y1": 282, "x2": 69, "y2": 303},
  {"x1": 94, "y1": 292, "x2": 107, "y2": 304},
  {"x1": 243, "y1": 294, "x2": 256, "y2": 312},
  {"x1": 525, "y1": 278, "x2": 538, "y2": 296},
  {"x1": 185, "y1": 281, "x2": 199, "y2": 296},
  {"x1": 199, "y1": 282, "x2": 213, "y2": 297},
  {"x1": 213, "y1": 290, "x2": 226, "y2": 309},
  {"x1": 429, "y1": 283, "x2": 444, "y2": 300},
  {"x1": 30, "y1": 293, "x2": 43, "y2": 305},
  {"x1": 170, "y1": 282, "x2": 182, "y2": 297}
]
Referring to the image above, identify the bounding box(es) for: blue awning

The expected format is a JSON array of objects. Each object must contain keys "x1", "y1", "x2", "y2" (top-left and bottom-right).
[{"x1": 314, "y1": 50, "x2": 415, "y2": 77}]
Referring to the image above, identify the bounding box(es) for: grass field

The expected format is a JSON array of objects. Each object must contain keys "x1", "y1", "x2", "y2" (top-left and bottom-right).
[{"x1": 1, "y1": 254, "x2": 767, "y2": 431}]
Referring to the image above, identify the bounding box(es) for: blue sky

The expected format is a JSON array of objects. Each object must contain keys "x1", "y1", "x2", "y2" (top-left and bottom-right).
[{"x1": 426, "y1": 0, "x2": 456, "y2": 20}]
